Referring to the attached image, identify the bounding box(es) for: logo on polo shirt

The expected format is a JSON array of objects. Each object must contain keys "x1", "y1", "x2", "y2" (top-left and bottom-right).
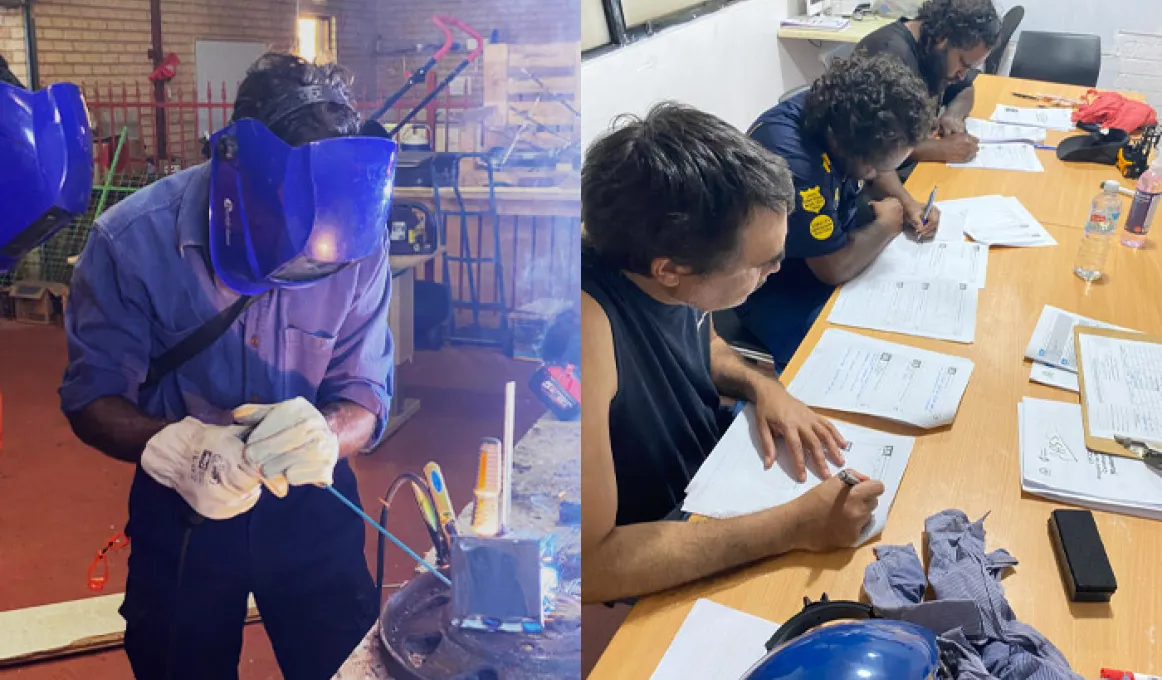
[
  {"x1": 800, "y1": 186, "x2": 826, "y2": 214},
  {"x1": 809, "y1": 215, "x2": 835, "y2": 240}
]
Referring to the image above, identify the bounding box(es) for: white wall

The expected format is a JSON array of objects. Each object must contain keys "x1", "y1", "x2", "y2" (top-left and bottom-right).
[
  {"x1": 581, "y1": 0, "x2": 827, "y2": 150},
  {"x1": 999, "y1": 0, "x2": 1162, "y2": 93}
]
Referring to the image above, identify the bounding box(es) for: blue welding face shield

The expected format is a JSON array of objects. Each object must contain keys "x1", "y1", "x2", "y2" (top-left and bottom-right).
[
  {"x1": 208, "y1": 87, "x2": 398, "y2": 296},
  {"x1": 0, "y1": 81, "x2": 93, "y2": 273},
  {"x1": 741, "y1": 620, "x2": 942, "y2": 680}
]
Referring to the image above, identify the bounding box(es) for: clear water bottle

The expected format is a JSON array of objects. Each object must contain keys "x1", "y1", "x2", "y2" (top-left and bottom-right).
[
  {"x1": 1074, "y1": 181, "x2": 1123, "y2": 281},
  {"x1": 1122, "y1": 157, "x2": 1162, "y2": 249}
]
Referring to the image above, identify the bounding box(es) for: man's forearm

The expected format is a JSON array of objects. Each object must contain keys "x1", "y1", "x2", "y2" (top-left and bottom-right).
[
  {"x1": 582, "y1": 504, "x2": 805, "y2": 603},
  {"x1": 709, "y1": 335, "x2": 770, "y2": 402},
  {"x1": 945, "y1": 86, "x2": 974, "y2": 122},
  {"x1": 811, "y1": 220, "x2": 899, "y2": 285},
  {"x1": 871, "y1": 171, "x2": 917, "y2": 209},
  {"x1": 323, "y1": 400, "x2": 378, "y2": 458},
  {"x1": 65, "y1": 396, "x2": 168, "y2": 464}
]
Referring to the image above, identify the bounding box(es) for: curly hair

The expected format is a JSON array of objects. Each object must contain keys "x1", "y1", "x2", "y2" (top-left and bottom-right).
[
  {"x1": 803, "y1": 53, "x2": 935, "y2": 167},
  {"x1": 0, "y1": 53, "x2": 25, "y2": 88},
  {"x1": 232, "y1": 53, "x2": 360, "y2": 146},
  {"x1": 583, "y1": 102, "x2": 795, "y2": 277},
  {"x1": 917, "y1": 0, "x2": 1001, "y2": 51}
]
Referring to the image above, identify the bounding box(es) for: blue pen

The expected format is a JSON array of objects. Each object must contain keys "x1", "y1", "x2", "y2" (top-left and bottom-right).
[
  {"x1": 1035, "y1": 145, "x2": 1057, "y2": 151},
  {"x1": 922, "y1": 186, "x2": 937, "y2": 226}
]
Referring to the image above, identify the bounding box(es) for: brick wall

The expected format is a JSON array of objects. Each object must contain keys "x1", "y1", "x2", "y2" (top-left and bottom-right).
[
  {"x1": 0, "y1": 8, "x2": 27, "y2": 86},
  {"x1": 1115, "y1": 31, "x2": 1162, "y2": 109}
]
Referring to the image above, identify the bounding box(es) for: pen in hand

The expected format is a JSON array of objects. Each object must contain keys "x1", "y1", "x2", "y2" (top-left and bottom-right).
[{"x1": 922, "y1": 186, "x2": 937, "y2": 227}]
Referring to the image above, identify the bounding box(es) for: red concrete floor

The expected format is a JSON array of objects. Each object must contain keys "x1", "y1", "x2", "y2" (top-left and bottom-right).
[{"x1": 0, "y1": 320, "x2": 544, "y2": 679}]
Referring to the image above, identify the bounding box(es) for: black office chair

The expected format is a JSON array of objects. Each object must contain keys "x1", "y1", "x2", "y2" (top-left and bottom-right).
[
  {"x1": 778, "y1": 85, "x2": 810, "y2": 104},
  {"x1": 711, "y1": 309, "x2": 775, "y2": 368},
  {"x1": 1009, "y1": 30, "x2": 1101, "y2": 87},
  {"x1": 984, "y1": 5, "x2": 1024, "y2": 75}
]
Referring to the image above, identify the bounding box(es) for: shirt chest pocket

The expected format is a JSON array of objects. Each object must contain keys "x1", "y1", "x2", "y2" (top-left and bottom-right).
[{"x1": 281, "y1": 327, "x2": 338, "y2": 400}]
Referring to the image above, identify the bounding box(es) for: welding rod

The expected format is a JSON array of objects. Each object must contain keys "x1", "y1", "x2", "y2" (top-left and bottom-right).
[
  {"x1": 502, "y1": 381, "x2": 516, "y2": 534},
  {"x1": 323, "y1": 483, "x2": 452, "y2": 586}
]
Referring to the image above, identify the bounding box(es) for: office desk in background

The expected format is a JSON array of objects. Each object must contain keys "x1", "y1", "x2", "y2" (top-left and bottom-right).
[
  {"x1": 589, "y1": 75, "x2": 1162, "y2": 679},
  {"x1": 776, "y1": 14, "x2": 893, "y2": 44}
]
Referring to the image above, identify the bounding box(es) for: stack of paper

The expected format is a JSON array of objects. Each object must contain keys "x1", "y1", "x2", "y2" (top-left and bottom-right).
[
  {"x1": 780, "y1": 15, "x2": 850, "y2": 29},
  {"x1": 992, "y1": 104, "x2": 1075, "y2": 131},
  {"x1": 682, "y1": 405, "x2": 915, "y2": 545},
  {"x1": 939, "y1": 195, "x2": 1057, "y2": 247},
  {"x1": 828, "y1": 279, "x2": 978, "y2": 343},
  {"x1": 787, "y1": 329, "x2": 975, "y2": 428},
  {"x1": 1024, "y1": 305, "x2": 1134, "y2": 392},
  {"x1": 650, "y1": 600, "x2": 778, "y2": 680},
  {"x1": 965, "y1": 118, "x2": 1048, "y2": 144},
  {"x1": 948, "y1": 143, "x2": 1045, "y2": 172},
  {"x1": 1019, "y1": 398, "x2": 1162, "y2": 521}
]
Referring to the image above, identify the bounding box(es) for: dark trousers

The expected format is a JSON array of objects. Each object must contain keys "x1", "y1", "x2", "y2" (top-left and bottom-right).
[{"x1": 120, "y1": 460, "x2": 378, "y2": 680}]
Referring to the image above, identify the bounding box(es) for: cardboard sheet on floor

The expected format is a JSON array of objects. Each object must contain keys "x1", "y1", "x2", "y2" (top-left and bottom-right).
[{"x1": 0, "y1": 593, "x2": 260, "y2": 667}]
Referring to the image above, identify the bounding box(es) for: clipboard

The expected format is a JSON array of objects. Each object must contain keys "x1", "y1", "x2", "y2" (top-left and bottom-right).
[{"x1": 1074, "y1": 326, "x2": 1162, "y2": 459}]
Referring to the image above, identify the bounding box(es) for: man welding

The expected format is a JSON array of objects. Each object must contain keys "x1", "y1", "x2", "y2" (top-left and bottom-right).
[
  {"x1": 738, "y1": 54, "x2": 935, "y2": 367},
  {"x1": 57, "y1": 54, "x2": 397, "y2": 679}
]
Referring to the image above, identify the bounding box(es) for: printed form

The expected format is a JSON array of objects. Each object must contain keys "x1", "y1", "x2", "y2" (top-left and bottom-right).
[
  {"x1": 855, "y1": 236, "x2": 988, "y2": 288},
  {"x1": 959, "y1": 196, "x2": 1056, "y2": 247},
  {"x1": 828, "y1": 279, "x2": 978, "y2": 343},
  {"x1": 787, "y1": 329, "x2": 974, "y2": 428},
  {"x1": 1024, "y1": 305, "x2": 1133, "y2": 393},
  {"x1": 949, "y1": 143, "x2": 1045, "y2": 172},
  {"x1": 683, "y1": 405, "x2": 914, "y2": 545},
  {"x1": 1077, "y1": 333, "x2": 1162, "y2": 442},
  {"x1": 991, "y1": 104, "x2": 1075, "y2": 131},
  {"x1": 965, "y1": 117, "x2": 1048, "y2": 144},
  {"x1": 1019, "y1": 398, "x2": 1162, "y2": 521}
]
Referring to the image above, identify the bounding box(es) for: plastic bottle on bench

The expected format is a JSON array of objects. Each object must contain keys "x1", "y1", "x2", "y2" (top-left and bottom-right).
[
  {"x1": 1121, "y1": 157, "x2": 1162, "y2": 249},
  {"x1": 1074, "y1": 181, "x2": 1123, "y2": 282}
]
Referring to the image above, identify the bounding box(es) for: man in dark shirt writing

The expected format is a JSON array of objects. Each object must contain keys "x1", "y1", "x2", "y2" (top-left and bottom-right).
[{"x1": 857, "y1": 0, "x2": 1002, "y2": 226}]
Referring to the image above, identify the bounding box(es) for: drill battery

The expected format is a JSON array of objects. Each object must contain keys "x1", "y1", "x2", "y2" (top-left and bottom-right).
[{"x1": 530, "y1": 364, "x2": 580, "y2": 421}]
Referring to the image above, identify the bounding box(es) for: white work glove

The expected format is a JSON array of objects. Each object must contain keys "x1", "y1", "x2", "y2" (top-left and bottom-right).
[
  {"x1": 233, "y1": 397, "x2": 339, "y2": 490},
  {"x1": 141, "y1": 418, "x2": 263, "y2": 520}
]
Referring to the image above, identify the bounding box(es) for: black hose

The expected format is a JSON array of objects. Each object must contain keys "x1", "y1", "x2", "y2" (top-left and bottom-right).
[
  {"x1": 375, "y1": 473, "x2": 442, "y2": 595},
  {"x1": 165, "y1": 512, "x2": 201, "y2": 680}
]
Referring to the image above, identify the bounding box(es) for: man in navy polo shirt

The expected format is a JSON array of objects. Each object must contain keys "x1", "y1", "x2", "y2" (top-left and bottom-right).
[{"x1": 736, "y1": 54, "x2": 935, "y2": 367}]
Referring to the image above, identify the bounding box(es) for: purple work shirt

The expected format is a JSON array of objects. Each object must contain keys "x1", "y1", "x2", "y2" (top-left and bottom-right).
[{"x1": 60, "y1": 164, "x2": 394, "y2": 442}]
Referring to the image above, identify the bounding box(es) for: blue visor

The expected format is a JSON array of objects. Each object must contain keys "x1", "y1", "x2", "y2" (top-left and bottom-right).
[
  {"x1": 208, "y1": 119, "x2": 398, "y2": 295},
  {"x1": 0, "y1": 82, "x2": 93, "y2": 273}
]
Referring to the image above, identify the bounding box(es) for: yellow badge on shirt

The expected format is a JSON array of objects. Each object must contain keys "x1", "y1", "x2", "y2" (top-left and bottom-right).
[
  {"x1": 800, "y1": 186, "x2": 826, "y2": 214},
  {"x1": 809, "y1": 214, "x2": 835, "y2": 240},
  {"x1": 821, "y1": 153, "x2": 832, "y2": 174}
]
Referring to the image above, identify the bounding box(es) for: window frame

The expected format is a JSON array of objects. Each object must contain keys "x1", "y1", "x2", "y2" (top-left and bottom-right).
[{"x1": 582, "y1": 0, "x2": 741, "y2": 59}]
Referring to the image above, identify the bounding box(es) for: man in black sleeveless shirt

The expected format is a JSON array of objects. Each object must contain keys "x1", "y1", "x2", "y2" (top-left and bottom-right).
[{"x1": 581, "y1": 104, "x2": 886, "y2": 604}]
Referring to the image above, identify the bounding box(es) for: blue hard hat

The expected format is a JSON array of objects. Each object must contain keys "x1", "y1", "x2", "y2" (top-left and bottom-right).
[
  {"x1": 0, "y1": 81, "x2": 94, "y2": 273},
  {"x1": 208, "y1": 102, "x2": 398, "y2": 295},
  {"x1": 741, "y1": 620, "x2": 941, "y2": 680}
]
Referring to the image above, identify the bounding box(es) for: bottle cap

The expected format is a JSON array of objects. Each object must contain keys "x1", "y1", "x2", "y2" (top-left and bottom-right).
[{"x1": 1102, "y1": 180, "x2": 1122, "y2": 192}]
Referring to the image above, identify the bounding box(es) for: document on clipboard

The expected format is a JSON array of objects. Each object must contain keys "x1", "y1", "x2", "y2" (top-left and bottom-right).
[{"x1": 1075, "y1": 326, "x2": 1162, "y2": 458}]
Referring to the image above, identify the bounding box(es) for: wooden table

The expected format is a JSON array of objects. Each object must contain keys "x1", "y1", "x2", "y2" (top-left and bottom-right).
[
  {"x1": 590, "y1": 77, "x2": 1162, "y2": 678},
  {"x1": 776, "y1": 15, "x2": 894, "y2": 44},
  {"x1": 905, "y1": 75, "x2": 1138, "y2": 228}
]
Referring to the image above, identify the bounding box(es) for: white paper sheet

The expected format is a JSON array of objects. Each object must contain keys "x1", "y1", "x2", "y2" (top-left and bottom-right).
[
  {"x1": 964, "y1": 117, "x2": 1048, "y2": 144},
  {"x1": 1077, "y1": 333, "x2": 1162, "y2": 442},
  {"x1": 958, "y1": 195, "x2": 1057, "y2": 247},
  {"x1": 855, "y1": 236, "x2": 988, "y2": 287},
  {"x1": 931, "y1": 208, "x2": 968, "y2": 242},
  {"x1": 991, "y1": 104, "x2": 1075, "y2": 131},
  {"x1": 1024, "y1": 305, "x2": 1131, "y2": 373},
  {"x1": 651, "y1": 600, "x2": 778, "y2": 680},
  {"x1": 1030, "y1": 364, "x2": 1080, "y2": 393},
  {"x1": 787, "y1": 329, "x2": 975, "y2": 428},
  {"x1": 682, "y1": 405, "x2": 914, "y2": 545},
  {"x1": 1019, "y1": 398, "x2": 1162, "y2": 521},
  {"x1": 828, "y1": 279, "x2": 978, "y2": 343},
  {"x1": 948, "y1": 143, "x2": 1045, "y2": 172}
]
